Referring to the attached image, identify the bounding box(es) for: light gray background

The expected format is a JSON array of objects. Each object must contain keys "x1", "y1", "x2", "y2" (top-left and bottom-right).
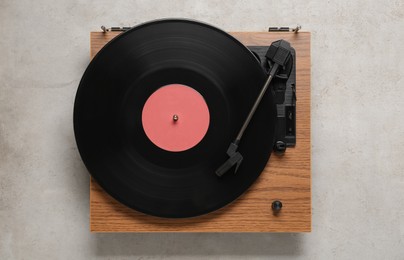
[{"x1": 1, "y1": 0, "x2": 403, "y2": 259}]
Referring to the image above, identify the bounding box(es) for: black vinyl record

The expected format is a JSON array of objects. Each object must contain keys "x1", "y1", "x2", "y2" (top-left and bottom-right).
[{"x1": 74, "y1": 19, "x2": 277, "y2": 218}]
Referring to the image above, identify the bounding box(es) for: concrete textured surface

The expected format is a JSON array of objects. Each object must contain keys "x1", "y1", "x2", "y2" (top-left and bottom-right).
[{"x1": 1, "y1": 0, "x2": 403, "y2": 259}]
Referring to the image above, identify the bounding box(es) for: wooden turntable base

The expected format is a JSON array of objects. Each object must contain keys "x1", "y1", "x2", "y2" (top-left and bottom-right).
[{"x1": 89, "y1": 31, "x2": 311, "y2": 232}]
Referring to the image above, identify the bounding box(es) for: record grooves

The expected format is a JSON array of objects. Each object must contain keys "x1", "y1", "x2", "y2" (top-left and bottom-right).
[{"x1": 74, "y1": 19, "x2": 277, "y2": 218}]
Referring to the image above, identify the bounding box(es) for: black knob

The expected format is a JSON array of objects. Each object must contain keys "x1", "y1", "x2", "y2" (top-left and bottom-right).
[
  {"x1": 274, "y1": 141, "x2": 286, "y2": 154},
  {"x1": 272, "y1": 200, "x2": 283, "y2": 212}
]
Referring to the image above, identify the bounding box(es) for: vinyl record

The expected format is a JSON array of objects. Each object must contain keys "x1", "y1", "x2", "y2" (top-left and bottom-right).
[{"x1": 74, "y1": 19, "x2": 277, "y2": 218}]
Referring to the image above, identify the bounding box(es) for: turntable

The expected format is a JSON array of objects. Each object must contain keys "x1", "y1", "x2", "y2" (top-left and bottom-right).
[{"x1": 74, "y1": 19, "x2": 311, "y2": 232}]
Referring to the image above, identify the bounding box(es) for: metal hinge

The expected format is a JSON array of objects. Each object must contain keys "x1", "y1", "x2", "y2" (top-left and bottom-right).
[
  {"x1": 268, "y1": 25, "x2": 301, "y2": 33},
  {"x1": 101, "y1": 25, "x2": 132, "y2": 32}
]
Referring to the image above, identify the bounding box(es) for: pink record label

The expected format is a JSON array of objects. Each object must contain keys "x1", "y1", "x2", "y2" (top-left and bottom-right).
[{"x1": 141, "y1": 84, "x2": 210, "y2": 152}]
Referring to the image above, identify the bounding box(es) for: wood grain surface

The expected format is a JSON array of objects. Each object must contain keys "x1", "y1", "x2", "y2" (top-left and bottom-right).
[{"x1": 88, "y1": 31, "x2": 311, "y2": 232}]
